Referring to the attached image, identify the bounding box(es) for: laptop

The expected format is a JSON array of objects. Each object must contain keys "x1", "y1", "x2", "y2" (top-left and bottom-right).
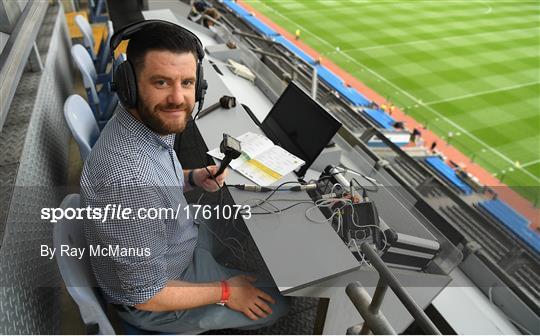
[{"x1": 261, "y1": 82, "x2": 342, "y2": 177}]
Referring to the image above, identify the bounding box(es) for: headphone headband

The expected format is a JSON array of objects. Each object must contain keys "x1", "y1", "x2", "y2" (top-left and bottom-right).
[
  {"x1": 109, "y1": 19, "x2": 205, "y2": 62},
  {"x1": 109, "y1": 19, "x2": 208, "y2": 108}
]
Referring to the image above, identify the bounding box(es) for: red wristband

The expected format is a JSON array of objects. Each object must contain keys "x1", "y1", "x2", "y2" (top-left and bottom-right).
[{"x1": 220, "y1": 280, "x2": 230, "y2": 304}]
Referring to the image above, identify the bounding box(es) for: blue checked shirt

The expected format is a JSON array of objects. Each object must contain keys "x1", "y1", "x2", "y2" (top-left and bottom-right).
[{"x1": 80, "y1": 104, "x2": 198, "y2": 306}]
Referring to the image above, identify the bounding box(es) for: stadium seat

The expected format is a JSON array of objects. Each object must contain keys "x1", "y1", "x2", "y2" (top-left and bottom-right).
[
  {"x1": 53, "y1": 194, "x2": 177, "y2": 335},
  {"x1": 222, "y1": 0, "x2": 251, "y2": 18},
  {"x1": 363, "y1": 108, "x2": 396, "y2": 130},
  {"x1": 96, "y1": 20, "x2": 114, "y2": 75},
  {"x1": 74, "y1": 15, "x2": 111, "y2": 73},
  {"x1": 424, "y1": 156, "x2": 473, "y2": 195},
  {"x1": 88, "y1": 0, "x2": 108, "y2": 23},
  {"x1": 242, "y1": 15, "x2": 279, "y2": 37},
  {"x1": 478, "y1": 200, "x2": 538, "y2": 253},
  {"x1": 64, "y1": 95, "x2": 100, "y2": 162},
  {"x1": 71, "y1": 44, "x2": 118, "y2": 123},
  {"x1": 53, "y1": 194, "x2": 115, "y2": 335}
]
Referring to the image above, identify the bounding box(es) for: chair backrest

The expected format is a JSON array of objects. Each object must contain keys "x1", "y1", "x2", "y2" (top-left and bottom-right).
[
  {"x1": 71, "y1": 44, "x2": 100, "y2": 115},
  {"x1": 64, "y1": 95, "x2": 100, "y2": 161},
  {"x1": 53, "y1": 194, "x2": 116, "y2": 335},
  {"x1": 72, "y1": 44, "x2": 98, "y2": 85},
  {"x1": 75, "y1": 14, "x2": 96, "y2": 59},
  {"x1": 96, "y1": 20, "x2": 113, "y2": 74}
]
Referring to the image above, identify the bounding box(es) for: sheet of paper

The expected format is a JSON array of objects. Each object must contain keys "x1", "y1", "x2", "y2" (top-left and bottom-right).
[
  {"x1": 207, "y1": 132, "x2": 275, "y2": 169},
  {"x1": 254, "y1": 146, "x2": 305, "y2": 176},
  {"x1": 207, "y1": 132, "x2": 304, "y2": 186},
  {"x1": 235, "y1": 132, "x2": 274, "y2": 158},
  {"x1": 236, "y1": 163, "x2": 277, "y2": 186}
]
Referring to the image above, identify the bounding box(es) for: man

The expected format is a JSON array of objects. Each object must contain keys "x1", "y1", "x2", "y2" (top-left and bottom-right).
[
  {"x1": 201, "y1": 7, "x2": 220, "y2": 29},
  {"x1": 80, "y1": 22, "x2": 289, "y2": 333},
  {"x1": 188, "y1": 0, "x2": 219, "y2": 28}
]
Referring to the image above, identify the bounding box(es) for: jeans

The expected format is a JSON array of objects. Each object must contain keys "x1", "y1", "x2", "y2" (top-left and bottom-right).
[{"x1": 116, "y1": 221, "x2": 290, "y2": 334}]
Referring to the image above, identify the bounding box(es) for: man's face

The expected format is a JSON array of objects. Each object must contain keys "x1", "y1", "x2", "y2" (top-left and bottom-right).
[{"x1": 134, "y1": 50, "x2": 197, "y2": 135}]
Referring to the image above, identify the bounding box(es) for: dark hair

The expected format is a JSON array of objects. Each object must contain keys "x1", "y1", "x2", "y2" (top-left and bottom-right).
[
  {"x1": 202, "y1": 8, "x2": 220, "y2": 28},
  {"x1": 126, "y1": 22, "x2": 199, "y2": 75}
]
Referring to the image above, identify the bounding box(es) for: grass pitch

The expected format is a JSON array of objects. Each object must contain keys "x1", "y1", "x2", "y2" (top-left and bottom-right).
[{"x1": 245, "y1": 0, "x2": 540, "y2": 204}]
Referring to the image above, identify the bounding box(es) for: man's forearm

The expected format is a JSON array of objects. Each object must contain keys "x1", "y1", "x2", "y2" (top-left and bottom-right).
[{"x1": 134, "y1": 280, "x2": 221, "y2": 312}]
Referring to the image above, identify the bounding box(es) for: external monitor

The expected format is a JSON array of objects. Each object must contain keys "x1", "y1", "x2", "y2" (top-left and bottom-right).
[{"x1": 261, "y1": 81, "x2": 342, "y2": 177}]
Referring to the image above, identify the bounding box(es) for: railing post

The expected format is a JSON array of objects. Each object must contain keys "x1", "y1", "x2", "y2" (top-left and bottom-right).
[
  {"x1": 26, "y1": 42, "x2": 43, "y2": 72},
  {"x1": 346, "y1": 281, "x2": 396, "y2": 335},
  {"x1": 361, "y1": 242, "x2": 442, "y2": 335},
  {"x1": 311, "y1": 65, "x2": 318, "y2": 99}
]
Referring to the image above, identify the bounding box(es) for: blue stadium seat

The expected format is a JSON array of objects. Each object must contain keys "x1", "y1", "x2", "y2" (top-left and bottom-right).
[
  {"x1": 242, "y1": 15, "x2": 280, "y2": 37},
  {"x1": 88, "y1": 0, "x2": 108, "y2": 22},
  {"x1": 273, "y1": 36, "x2": 314, "y2": 63},
  {"x1": 479, "y1": 199, "x2": 530, "y2": 227},
  {"x1": 424, "y1": 157, "x2": 473, "y2": 195},
  {"x1": 315, "y1": 66, "x2": 370, "y2": 106},
  {"x1": 71, "y1": 44, "x2": 118, "y2": 123},
  {"x1": 479, "y1": 200, "x2": 538, "y2": 253},
  {"x1": 362, "y1": 108, "x2": 395, "y2": 130},
  {"x1": 224, "y1": 1, "x2": 372, "y2": 108},
  {"x1": 64, "y1": 95, "x2": 100, "y2": 162},
  {"x1": 96, "y1": 21, "x2": 114, "y2": 75},
  {"x1": 222, "y1": 0, "x2": 251, "y2": 17},
  {"x1": 74, "y1": 15, "x2": 111, "y2": 73}
]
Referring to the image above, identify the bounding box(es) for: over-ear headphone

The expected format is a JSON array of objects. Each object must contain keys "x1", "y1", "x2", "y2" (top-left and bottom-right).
[{"x1": 109, "y1": 19, "x2": 208, "y2": 110}]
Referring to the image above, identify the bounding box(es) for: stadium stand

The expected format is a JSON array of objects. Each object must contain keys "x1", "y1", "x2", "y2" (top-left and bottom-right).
[
  {"x1": 363, "y1": 108, "x2": 395, "y2": 130},
  {"x1": 243, "y1": 15, "x2": 280, "y2": 37},
  {"x1": 222, "y1": 0, "x2": 371, "y2": 107},
  {"x1": 223, "y1": 0, "x2": 251, "y2": 17},
  {"x1": 273, "y1": 36, "x2": 314, "y2": 64},
  {"x1": 2, "y1": 1, "x2": 537, "y2": 333},
  {"x1": 439, "y1": 205, "x2": 510, "y2": 262},
  {"x1": 315, "y1": 65, "x2": 371, "y2": 106},
  {"x1": 222, "y1": 0, "x2": 536, "y2": 262},
  {"x1": 478, "y1": 200, "x2": 539, "y2": 254},
  {"x1": 424, "y1": 156, "x2": 473, "y2": 195}
]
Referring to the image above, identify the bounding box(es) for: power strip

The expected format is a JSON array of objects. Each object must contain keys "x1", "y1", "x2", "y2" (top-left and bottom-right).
[{"x1": 227, "y1": 59, "x2": 256, "y2": 82}]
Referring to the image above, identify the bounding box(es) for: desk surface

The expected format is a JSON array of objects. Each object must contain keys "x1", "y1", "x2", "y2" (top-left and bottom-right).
[
  {"x1": 143, "y1": 10, "x2": 362, "y2": 294},
  {"x1": 143, "y1": 9, "x2": 451, "y2": 333}
]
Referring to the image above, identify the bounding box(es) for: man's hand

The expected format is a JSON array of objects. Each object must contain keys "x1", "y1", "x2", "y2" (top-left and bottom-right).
[
  {"x1": 192, "y1": 165, "x2": 227, "y2": 192},
  {"x1": 225, "y1": 274, "x2": 276, "y2": 320}
]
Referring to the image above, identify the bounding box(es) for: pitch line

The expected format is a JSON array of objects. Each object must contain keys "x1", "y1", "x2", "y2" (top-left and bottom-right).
[
  {"x1": 422, "y1": 81, "x2": 540, "y2": 106},
  {"x1": 254, "y1": 0, "x2": 540, "y2": 183},
  {"x1": 521, "y1": 159, "x2": 540, "y2": 169},
  {"x1": 323, "y1": 27, "x2": 540, "y2": 55}
]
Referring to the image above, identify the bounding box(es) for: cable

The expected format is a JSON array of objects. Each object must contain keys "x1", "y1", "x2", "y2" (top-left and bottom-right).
[
  {"x1": 198, "y1": 220, "x2": 245, "y2": 260},
  {"x1": 350, "y1": 238, "x2": 369, "y2": 267},
  {"x1": 246, "y1": 200, "x2": 314, "y2": 215},
  {"x1": 195, "y1": 192, "x2": 206, "y2": 205},
  {"x1": 187, "y1": 101, "x2": 223, "y2": 192},
  {"x1": 332, "y1": 166, "x2": 379, "y2": 192}
]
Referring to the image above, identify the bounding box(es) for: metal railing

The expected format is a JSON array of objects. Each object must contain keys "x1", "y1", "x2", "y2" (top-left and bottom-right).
[
  {"x1": 0, "y1": 1, "x2": 48, "y2": 133},
  {"x1": 346, "y1": 242, "x2": 441, "y2": 335}
]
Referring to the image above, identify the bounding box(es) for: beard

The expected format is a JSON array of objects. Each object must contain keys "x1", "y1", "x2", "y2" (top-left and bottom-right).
[{"x1": 136, "y1": 98, "x2": 194, "y2": 135}]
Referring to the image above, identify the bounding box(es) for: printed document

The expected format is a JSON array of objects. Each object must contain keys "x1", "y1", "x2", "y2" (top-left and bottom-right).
[{"x1": 208, "y1": 132, "x2": 304, "y2": 186}]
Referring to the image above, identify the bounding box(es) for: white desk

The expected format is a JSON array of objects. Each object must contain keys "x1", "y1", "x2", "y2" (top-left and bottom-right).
[{"x1": 143, "y1": 9, "x2": 451, "y2": 334}]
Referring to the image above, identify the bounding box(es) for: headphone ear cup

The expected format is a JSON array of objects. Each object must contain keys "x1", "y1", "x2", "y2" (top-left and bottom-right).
[
  {"x1": 195, "y1": 64, "x2": 207, "y2": 102},
  {"x1": 114, "y1": 61, "x2": 138, "y2": 108}
]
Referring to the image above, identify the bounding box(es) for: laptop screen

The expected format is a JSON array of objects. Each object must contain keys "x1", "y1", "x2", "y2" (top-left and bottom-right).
[{"x1": 262, "y1": 82, "x2": 342, "y2": 177}]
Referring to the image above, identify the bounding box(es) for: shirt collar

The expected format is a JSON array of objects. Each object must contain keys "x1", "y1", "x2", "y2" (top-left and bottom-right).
[{"x1": 116, "y1": 103, "x2": 176, "y2": 149}]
